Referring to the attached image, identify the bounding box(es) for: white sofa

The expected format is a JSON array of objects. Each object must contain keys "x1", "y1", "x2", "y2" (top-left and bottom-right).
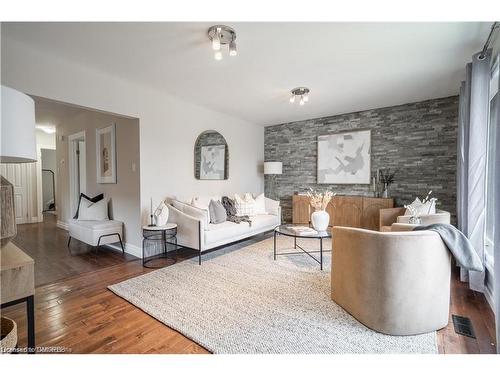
[{"x1": 167, "y1": 195, "x2": 281, "y2": 264}]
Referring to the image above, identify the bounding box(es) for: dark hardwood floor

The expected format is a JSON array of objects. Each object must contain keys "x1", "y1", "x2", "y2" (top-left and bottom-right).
[
  {"x1": 12, "y1": 213, "x2": 137, "y2": 286},
  {"x1": 2, "y1": 216, "x2": 496, "y2": 354}
]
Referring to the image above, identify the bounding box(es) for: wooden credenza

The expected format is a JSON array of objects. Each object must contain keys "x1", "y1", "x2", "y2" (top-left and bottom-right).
[{"x1": 292, "y1": 194, "x2": 394, "y2": 231}]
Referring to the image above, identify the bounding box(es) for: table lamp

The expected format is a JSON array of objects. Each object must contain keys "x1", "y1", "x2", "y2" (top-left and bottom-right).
[{"x1": 1, "y1": 85, "x2": 37, "y2": 246}]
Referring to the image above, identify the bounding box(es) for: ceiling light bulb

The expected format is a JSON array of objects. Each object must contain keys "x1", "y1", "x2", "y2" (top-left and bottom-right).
[
  {"x1": 212, "y1": 27, "x2": 221, "y2": 50},
  {"x1": 214, "y1": 51, "x2": 223, "y2": 60},
  {"x1": 303, "y1": 93, "x2": 309, "y2": 102},
  {"x1": 229, "y1": 40, "x2": 237, "y2": 56},
  {"x1": 289, "y1": 95, "x2": 295, "y2": 103},
  {"x1": 299, "y1": 96, "x2": 305, "y2": 106},
  {"x1": 212, "y1": 38, "x2": 221, "y2": 51}
]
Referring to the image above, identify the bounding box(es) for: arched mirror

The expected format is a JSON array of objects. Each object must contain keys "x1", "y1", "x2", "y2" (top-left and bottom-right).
[{"x1": 194, "y1": 130, "x2": 229, "y2": 180}]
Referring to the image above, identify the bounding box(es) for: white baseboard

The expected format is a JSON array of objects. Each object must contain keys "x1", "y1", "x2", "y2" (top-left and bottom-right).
[
  {"x1": 106, "y1": 242, "x2": 142, "y2": 258},
  {"x1": 57, "y1": 220, "x2": 69, "y2": 230}
]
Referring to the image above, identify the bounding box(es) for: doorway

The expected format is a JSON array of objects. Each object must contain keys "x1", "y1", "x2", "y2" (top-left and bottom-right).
[
  {"x1": 68, "y1": 131, "x2": 86, "y2": 218},
  {"x1": 40, "y1": 148, "x2": 56, "y2": 213}
]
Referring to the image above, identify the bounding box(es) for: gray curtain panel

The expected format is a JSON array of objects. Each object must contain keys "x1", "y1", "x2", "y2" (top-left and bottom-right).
[
  {"x1": 491, "y1": 56, "x2": 500, "y2": 355},
  {"x1": 457, "y1": 51, "x2": 490, "y2": 292}
]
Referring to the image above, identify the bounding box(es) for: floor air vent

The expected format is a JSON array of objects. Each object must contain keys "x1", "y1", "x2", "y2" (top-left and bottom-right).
[{"x1": 452, "y1": 314, "x2": 476, "y2": 339}]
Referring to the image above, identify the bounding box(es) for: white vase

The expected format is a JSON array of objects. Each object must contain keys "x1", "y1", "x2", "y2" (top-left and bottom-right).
[{"x1": 311, "y1": 210, "x2": 329, "y2": 231}]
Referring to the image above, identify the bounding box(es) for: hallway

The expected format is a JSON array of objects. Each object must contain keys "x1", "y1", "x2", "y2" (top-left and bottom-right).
[{"x1": 12, "y1": 213, "x2": 137, "y2": 286}]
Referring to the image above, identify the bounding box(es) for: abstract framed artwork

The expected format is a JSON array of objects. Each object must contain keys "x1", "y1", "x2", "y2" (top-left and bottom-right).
[
  {"x1": 96, "y1": 123, "x2": 117, "y2": 184},
  {"x1": 200, "y1": 145, "x2": 226, "y2": 180},
  {"x1": 317, "y1": 129, "x2": 371, "y2": 184}
]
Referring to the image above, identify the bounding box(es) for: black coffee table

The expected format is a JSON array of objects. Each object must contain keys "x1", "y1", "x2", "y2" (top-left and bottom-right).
[{"x1": 273, "y1": 224, "x2": 332, "y2": 270}]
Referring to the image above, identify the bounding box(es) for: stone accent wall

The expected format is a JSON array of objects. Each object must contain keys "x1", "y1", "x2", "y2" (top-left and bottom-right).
[{"x1": 264, "y1": 96, "x2": 459, "y2": 224}]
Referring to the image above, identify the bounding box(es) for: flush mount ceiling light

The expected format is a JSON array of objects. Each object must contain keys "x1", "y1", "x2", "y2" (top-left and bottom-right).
[
  {"x1": 208, "y1": 25, "x2": 237, "y2": 60},
  {"x1": 289, "y1": 87, "x2": 310, "y2": 106},
  {"x1": 36, "y1": 125, "x2": 56, "y2": 134}
]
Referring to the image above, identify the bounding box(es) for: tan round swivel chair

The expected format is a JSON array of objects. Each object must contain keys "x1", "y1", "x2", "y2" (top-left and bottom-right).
[{"x1": 331, "y1": 226, "x2": 451, "y2": 336}]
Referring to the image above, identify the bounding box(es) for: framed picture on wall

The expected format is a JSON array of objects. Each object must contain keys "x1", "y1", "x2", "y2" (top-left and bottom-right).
[
  {"x1": 96, "y1": 123, "x2": 117, "y2": 184},
  {"x1": 200, "y1": 145, "x2": 226, "y2": 180},
  {"x1": 317, "y1": 129, "x2": 371, "y2": 184}
]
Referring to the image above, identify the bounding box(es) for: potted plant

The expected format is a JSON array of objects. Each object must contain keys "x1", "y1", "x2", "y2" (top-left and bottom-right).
[
  {"x1": 306, "y1": 188, "x2": 336, "y2": 231},
  {"x1": 380, "y1": 169, "x2": 396, "y2": 198}
]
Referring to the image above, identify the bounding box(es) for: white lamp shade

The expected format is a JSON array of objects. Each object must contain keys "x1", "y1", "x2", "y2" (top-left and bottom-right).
[
  {"x1": 264, "y1": 161, "x2": 282, "y2": 175},
  {"x1": 1, "y1": 86, "x2": 37, "y2": 163}
]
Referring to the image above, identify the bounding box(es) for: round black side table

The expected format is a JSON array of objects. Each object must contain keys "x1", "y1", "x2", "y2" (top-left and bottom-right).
[{"x1": 142, "y1": 224, "x2": 178, "y2": 268}]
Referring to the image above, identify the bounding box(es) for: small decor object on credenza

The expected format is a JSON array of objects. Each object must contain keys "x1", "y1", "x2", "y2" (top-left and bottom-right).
[
  {"x1": 96, "y1": 123, "x2": 117, "y2": 184},
  {"x1": 379, "y1": 169, "x2": 396, "y2": 198},
  {"x1": 307, "y1": 188, "x2": 336, "y2": 231},
  {"x1": 317, "y1": 129, "x2": 371, "y2": 184},
  {"x1": 404, "y1": 190, "x2": 437, "y2": 224}
]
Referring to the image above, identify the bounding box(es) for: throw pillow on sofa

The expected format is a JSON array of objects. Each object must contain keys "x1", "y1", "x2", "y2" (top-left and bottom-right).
[
  {"x1": 234, "y1": 193, "x2": 255, "y2": 216},
  {"x1": 77, "y1": 196, "x2": 109, "y2": 221},
  {"x1": 253, "y1": 193, "x2": 267, "y2": 215},
  {"x1": 209, "y1": 199, "x2": 227, "y2": 224}
]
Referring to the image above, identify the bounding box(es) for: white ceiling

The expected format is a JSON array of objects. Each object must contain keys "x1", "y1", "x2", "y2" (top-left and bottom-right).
[{"x1": 2, "y1": 22, "x2": 491, "y2": 126}]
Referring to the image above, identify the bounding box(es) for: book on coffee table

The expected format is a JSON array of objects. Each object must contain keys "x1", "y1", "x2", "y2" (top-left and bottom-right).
[{"x1": 286, "y1": 226, "x2": 318, "y2": 235}]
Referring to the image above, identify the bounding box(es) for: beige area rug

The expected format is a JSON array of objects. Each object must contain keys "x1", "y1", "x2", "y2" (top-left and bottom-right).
[{"x1": 109, "y1": 235, "x2": 437, "y2": 354}]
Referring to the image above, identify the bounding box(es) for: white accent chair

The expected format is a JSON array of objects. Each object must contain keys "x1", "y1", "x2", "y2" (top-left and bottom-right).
[
  {"x1": 331, "y1": 226, "x2": 451, "y2": 335},
  {"x1": 379, "y1": 208, "x2": 451, "y2": 232},
  {"x1": 68, "y1": 220, "x2": 124, "y2": 253}
]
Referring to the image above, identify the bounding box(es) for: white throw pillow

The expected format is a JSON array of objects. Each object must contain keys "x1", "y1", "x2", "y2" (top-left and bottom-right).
[
  {"x1": 155, "y1": 202, "x2": 169, "y2": 226},
  {"x1": 191, "y1": 196, "x2": 220, "y2": 210},
  {"x1": 78, "y1": 196, "x2": 109, "y2": 221},
  {"x1": 404, "y1": 198, "x2": 436, "y2": 216},
  {"x1": 234, "y1": 193, "x2": 255, "y2": 216},
  {"x1": 253, "y1": 193, "x2": 267, "y2": 215}
]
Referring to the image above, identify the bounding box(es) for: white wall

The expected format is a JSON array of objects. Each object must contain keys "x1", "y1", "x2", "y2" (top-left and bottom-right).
[
  {"x1": 1, "y1": 37, "x2": 265, "y2": 254},
  {"x1": 53, "y1": 109, "x2": 142, "y2": 248}
]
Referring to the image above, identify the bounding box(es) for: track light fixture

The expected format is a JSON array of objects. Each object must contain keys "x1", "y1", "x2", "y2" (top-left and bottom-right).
[
  {"x1": 289, "y1": 87, "x2": 310, "y2": 106},
  {"x1": 208, "y1": 25, "x2": 237, "y2": 60}
]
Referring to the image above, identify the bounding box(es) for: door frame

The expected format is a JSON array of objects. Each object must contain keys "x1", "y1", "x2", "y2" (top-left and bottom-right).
[
  {"x1": 68, "y1": 131, "x2": 86, "y2": 219},
  {"x1": 36, "y1": 143, "x2": 56, "y2": 222}
]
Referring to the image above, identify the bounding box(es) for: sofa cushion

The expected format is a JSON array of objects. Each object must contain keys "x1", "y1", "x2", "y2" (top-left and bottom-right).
[
  {"x1": 249, "y1": 214, "x2": 279, "y2": 231},
  {"x1": 209, "y1": 199, "x2": 227, "y2": 224},
  {"x1": 192, "y1": 196, "x2": 221, "y2": 210},
  {"x1": 204, "y1": 214, "x2": 279, "y2": 247},
  {"x1": 254, "y1": 193, "x2": 267, "y2": 215},
  {"x1": 234, "y1": 193, "x2": 255, "y2": 216},
  {"x1": 205, "y1": 221, "x2": 251, "y2": 245}
]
